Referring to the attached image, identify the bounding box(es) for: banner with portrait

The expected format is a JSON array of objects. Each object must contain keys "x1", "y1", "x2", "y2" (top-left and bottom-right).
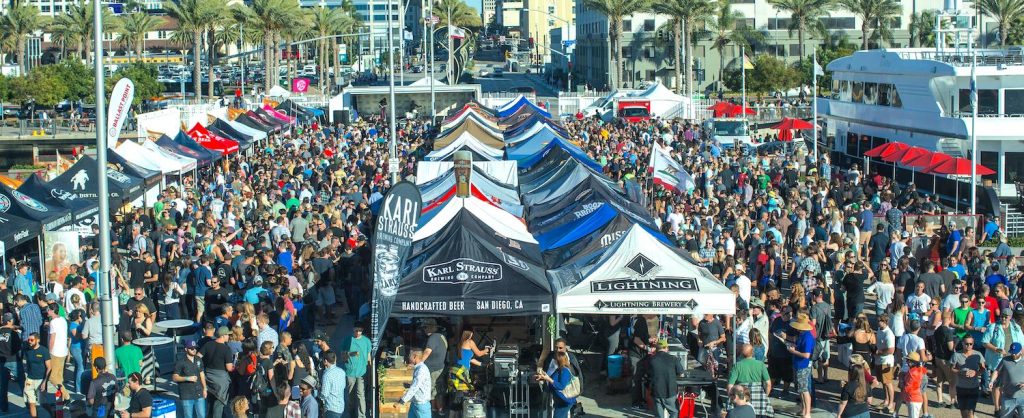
[{"x1": 43, "y1": 231, "x2": 80, "y2": 282}]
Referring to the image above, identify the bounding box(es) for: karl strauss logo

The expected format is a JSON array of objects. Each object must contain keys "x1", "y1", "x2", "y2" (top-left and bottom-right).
[{"x1": 423, "y1": 258, "x2": 502, "y2": 284}]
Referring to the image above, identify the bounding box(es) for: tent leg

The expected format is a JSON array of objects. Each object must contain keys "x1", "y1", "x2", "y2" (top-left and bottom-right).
[{"x1": 37, "y1": 235, "x2": 45, "y2": 282}]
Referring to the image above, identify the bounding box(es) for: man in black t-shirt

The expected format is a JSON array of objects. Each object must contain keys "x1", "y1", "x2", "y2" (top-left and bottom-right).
[
  {"x1": 204, "y1": 278, "x2": 232, "y2": 319},
  {"x1": 214, "y1": 262, "x2": 234, "y2": 288},
  {"x1": 0, "y1": 313, "x2": 19, "y2": 413},
  {"x1": 933, "y1": 311, "x2": 958, "y2": 407},
  {"x1": 126, "y1": 251, "x2": 147, "y2": 290},
  {"x1": 120, "y1": 372, "x2": 152, "y2": 418},
  {"x1": 124, "y1": 288, "x2": 157, "y2": 323},
  {"x1": 173, "y1": 340, "x2": 206, "y2": 417},
  {"x1": 201, "y1": 327, "x2": 235, "y2": 418},
  {"x1": 23, "y1": 332, "x2": 49, "y2": 418}
]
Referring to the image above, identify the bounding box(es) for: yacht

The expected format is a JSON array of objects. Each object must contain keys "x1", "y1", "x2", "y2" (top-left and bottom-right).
[{"x1": 821, "y1": 14, "x2": 1024, "y2": 211}]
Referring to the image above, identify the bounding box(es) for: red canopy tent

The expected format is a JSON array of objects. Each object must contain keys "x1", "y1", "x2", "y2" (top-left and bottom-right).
[
  {"x1": 886, "y1": 146, "x2": 932, "y2": 165},
  {"x1": 771, "y1": 117, "x2": 815, "y2": 141},
  {"x1": 707, "y1": 101, "x2": 735, "y2": 118},
  {"x1": 188, "y1": 123, "x2": 239, "y2": 155},
  {"x1": 724, "y1": 104, "x2": 756, "y2": 117},
  {"x1": 905, "y1": 151, "x2": 951, "y2": 169}
]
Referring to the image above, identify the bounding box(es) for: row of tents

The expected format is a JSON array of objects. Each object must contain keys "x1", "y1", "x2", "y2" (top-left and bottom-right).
[
  {"x1": 390, "y1": 96, "x2": 734, "y2": 319},
  {"x1": 0, "y1": 99, "x2": 322, "y2": 254}
]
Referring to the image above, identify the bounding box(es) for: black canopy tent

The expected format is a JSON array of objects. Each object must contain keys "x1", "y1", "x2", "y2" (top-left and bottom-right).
[
  {"x1": 155, "y1": 134, "x2": 217, "y2": 168},
  {"x1": 235, "y1": 113, "x2": 276, "y2": 134},
  {"x1": 172, "y1": 132, "x2": 224, "y2": 163},
  {"x1": 0, "y1": 212, "x2": 41, "y2": 268},
  {"x1": 209, "y1": 119, "x2": 255, "y2": 147},
  {"x1": 17, "y1": 174, "x2": 99, "y2": 226},
  {"x1": 393, "y1": 210, "x2": 552, "y2": 317},
  {"x1": 0, "y1": 183, "x2": 74, "y2": 231},
  {"x1": 49, "y1": 156, "x2": 145, "y2": 207},
  {"x1": 108, "y1": 149, "x2": 163, "y2": 189},
  {"x1": 525, "y1": 178, "x2": 651, "y2": 233}
]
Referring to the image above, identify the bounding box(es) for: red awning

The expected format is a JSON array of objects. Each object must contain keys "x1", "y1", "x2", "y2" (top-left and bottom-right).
[
  {"x1": 863, "y1": 142, "x2": 909, "y2": 158},
  {"x1": 187, "y1": 123, "x2": 239, "y2": 155},
  {"x1": 924, "y1": 157, "x2": 996, "y2": 176}
]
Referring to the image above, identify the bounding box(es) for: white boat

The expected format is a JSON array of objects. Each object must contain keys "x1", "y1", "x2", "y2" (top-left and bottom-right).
[{"x1": 822, "y1": 25, "x2": 1024, "y2": 205}]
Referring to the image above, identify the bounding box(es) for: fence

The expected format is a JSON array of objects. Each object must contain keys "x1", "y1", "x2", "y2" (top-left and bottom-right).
[{"x1": 554, "y1": 92, "x2": 604, "y2": 116}]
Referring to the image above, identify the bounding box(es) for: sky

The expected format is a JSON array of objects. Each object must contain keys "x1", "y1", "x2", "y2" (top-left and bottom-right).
[{"x1": 468, "y1": 0, "x2": 481, "y2": 13}]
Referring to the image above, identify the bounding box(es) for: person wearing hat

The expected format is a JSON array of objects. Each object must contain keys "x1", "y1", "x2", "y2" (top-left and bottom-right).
[
  {"x1": 300, "y1": 375, "x2": 319, "y2": 418},
  {"x1": 787, "y1": 312, "x2": 815, "y2": 418},
  {"x1": 642, "y1": 339, "x2": 684, "y2": 418},
  {"x1": 901, "y1": 351, "x2": 929, "y2": 418},
  {"x1": 982, "y1": 309, "x2": 1024, "y2": 374},
  {"x1": 419, "y1": 319, "x2": 448, "y2": 412},
  {"x1": 199, "y1": 326, "x2": 235, "y2": 418},
  {"x1": 0, "y1": 312, "x2": 18, "y2": 412},
  {"x1": 992, "y1": 342, "x2": 1024, "y2": 418},
  {"x1": 172, "y1": 339, "x2": 206, "y2": 418}
]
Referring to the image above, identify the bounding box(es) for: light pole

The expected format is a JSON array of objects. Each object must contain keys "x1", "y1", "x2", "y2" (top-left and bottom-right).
[
  {"x1": 429, "y1": 0, "x2": 435, "y2": 119},
  {"x1": 521, "y1": 8, "x2": 573, "y2": 90},
  {"x1": 92, "y1": 0, "x2": 116, "y2": 374},
  {"x1": 240, "y1": 24, "x2": 246, "y2": 97},
  {"x1": 387, "y1": 0, "x2": 399, "y2": 185}
]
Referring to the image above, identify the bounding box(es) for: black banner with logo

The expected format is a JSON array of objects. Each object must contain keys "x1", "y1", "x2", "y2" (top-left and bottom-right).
[{"x1": 370, "y1": 182, "x2": 422, "y2": 353}]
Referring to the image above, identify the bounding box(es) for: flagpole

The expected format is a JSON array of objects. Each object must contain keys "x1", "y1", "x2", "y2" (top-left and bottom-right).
[
  {"x1": 740, "y1": 46, "x2": 746, "y2": 116},
  {"x1": 429, "y1": 0, "x2": 435, "y2": 120},
  {"x1": 970, "y1": 50, "x2": 977, "y2": 215},
  {"x1": 387, "y1": 0, "x2": 398, "y2": 185},
  {"x1": 812, "y1": 46, "x2": 819, "y2": 164}
]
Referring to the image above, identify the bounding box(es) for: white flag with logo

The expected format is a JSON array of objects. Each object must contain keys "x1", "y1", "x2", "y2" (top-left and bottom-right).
[
  {"x1": 650, "y1": 147, "x2": 695, "y2": 192},
  {"x1": 449, "y1": 25, "x2": 466, "y2": 39},
  {"x1": 813, "y1": 55, "x2": 824, "y2": 77}
]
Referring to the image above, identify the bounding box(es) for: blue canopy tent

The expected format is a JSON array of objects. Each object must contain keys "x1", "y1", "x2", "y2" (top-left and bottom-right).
[
  {"x1": 509, "y1": 137, "x2": 601, "y2": 172},
  {"x1": 155, "y1": 135, "x2": 217, "y2": 168},
  {"x1": 496, "y1": 96, "x2": 552, "y2": 118},
  {"x1": 172, "y1": 131, "x2": 225, "y2": 163},
  {"x1": 536, "y1": 204, "x2": 669, "y2": 252}
]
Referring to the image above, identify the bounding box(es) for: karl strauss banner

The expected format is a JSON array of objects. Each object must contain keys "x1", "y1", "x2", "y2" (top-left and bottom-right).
[{"x1": 370, "y1": 181, "x2": 422, "y2": 352}]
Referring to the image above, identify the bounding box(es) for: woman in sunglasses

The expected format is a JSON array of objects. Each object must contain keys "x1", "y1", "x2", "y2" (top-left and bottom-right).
[{"x1": 951, "y1": 336, "x2": 985, "y2": 418}]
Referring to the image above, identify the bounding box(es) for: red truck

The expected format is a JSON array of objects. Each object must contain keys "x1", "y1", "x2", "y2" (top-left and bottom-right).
[{"x1": 616, "y1": 100, "x2": 651, "y2": 123}]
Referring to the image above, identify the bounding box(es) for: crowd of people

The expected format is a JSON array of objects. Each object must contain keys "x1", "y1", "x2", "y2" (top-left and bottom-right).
[{"x1": 0, "y1": 96, "x2": 1017, "y2": 418}]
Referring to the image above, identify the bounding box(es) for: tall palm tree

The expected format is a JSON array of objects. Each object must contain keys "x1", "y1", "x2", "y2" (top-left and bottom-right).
[
  {"x1": 118, "y1": 12, "x2": 163, "y2": 62},
  {"x1": 977, "y1": 0, "x2": 1024, "y2": 46},
  {"x1": 0, "y1": 3, "x2": 46, "y2": 75},
  {"x1": 767, "y1": 0, "x2": 831, "y2": 62},
  {"x1": 654, "y1": 0, "x2": 714, "y2": 94},
  {"x1": 908, "y1": 10, "x2": 938, "y2": 47},
  {"x1": 310, "y1": 7, "x2": 342, "y2": 92},
  {"x1": 282, "y1": 10, "x2": 312, "y2": 90},
  {"x1": 839, "y1": 0, "x2": 901, "y2": 49},
  {"x1": 202, "y1": 2, "x2": 231, "y2": 98},
  {"x1": 708, "y1": 0, "x2": 764, "y2": 86},
  {"x1": 584, "y1": 0, "x2": 651, "y2": 89},
  {"x1": 236, "y1": 0, "x2": 301, "y2": 92},
  {"x1": 333, "y1": 9, "x2": 359, "y2": 92},
  {"x1": 165, "y1": 0, "x2": 216, "y2": 99},
  {"x1": 433, "y1": 0, "x2": 482, "y2": 82},
  {"x1": 50, "y1": 1, "x2": 90, "y2": 61}
]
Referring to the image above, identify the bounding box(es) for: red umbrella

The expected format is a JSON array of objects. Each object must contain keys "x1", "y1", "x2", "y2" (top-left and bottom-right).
[
  {"x1": 708, "y1": 101, "x2": 735, "y2": 118},
  {"x1": 924, "y1": 157, "x2": 996, "y2": 176},
  {"x1": 904, "y1": 151, "x2": 951, "y2": 169},
  {"x1": 724, "y1": 103, "x2": 757, "y2": 117},
  {"x1": 771, "y1": 117, "x2": 815, "y2": 131},
  {"x1": 883, "y1": 146, "x2": 930, "y2": 164},
  {"x1": 863, "y1": 142, "x2": 909, "y2": 158}
]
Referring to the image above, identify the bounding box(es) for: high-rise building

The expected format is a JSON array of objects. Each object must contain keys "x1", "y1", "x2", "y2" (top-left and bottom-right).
[
  {"x1": 482, "y1": 0, "x2": 496, "y2": 27},
  {"x1": 519, "y1": 0, "x2": 573, "y2": 67}
]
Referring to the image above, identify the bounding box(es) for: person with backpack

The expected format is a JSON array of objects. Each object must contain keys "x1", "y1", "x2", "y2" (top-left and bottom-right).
[{"x1": 535, "y1": 351, "x2": 577, "y2": 418}]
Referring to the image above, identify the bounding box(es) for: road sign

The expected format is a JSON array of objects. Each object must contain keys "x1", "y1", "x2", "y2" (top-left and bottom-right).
[
  {"x1": 499, "y1": 36, "x2": 506, "y2": 43},
  {"x1": 389, "y1": 158, "x2": 400, "y2": 173},
  {"x1": 426, "y1": 15, "x2": 439, "y2": 25},
  {"x1": 562, "y1": 40, "x2": 575, "y2": 48}
]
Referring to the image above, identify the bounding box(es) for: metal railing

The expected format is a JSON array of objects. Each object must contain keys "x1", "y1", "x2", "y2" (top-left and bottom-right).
[{"x1": 894, "y1": 49, "x2": 1024, "y2": 67}]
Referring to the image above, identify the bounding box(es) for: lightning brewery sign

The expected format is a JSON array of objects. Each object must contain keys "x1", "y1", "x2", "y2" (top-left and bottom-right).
[{"x1": 370, "y1": 181, "x2": 422, "y2": 352}]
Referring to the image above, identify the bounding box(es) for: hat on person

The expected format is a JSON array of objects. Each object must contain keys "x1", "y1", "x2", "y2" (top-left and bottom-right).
[
  {"x1": 231, "y1": 245, "x2": 244, "y2": 253},
  {"x1": 184, "y1": 340, "x2": 198, "y2": 349},
  {"x1": 735, "y1": 263, "x2": 746, "y2": 272},
  {"x1": 1003, "y1": 310, "x2": 1014, "y2": 318},
  {"x1": 907, "y1": 351, "x2": 922, "y2": 363},
  {"x1": 847, "y1": 216, "x2": 858, "y2": 223},
  {"x1": 421, "y1": 318, "x2": 438, "y2": 328},
  {"x1": 312, "y1": 330, "x2": 328, "y2": 342},
  {"x1": 749, "y1": 297, "x2": 765, "y2": 309},
  {"x1": 657, "y1": 339, "x2": 670, "y2": 349},
  {"x1": 1, "y1": 313, "x2": 12, "y2": 324},
  {"x1": 1012, "y1": 343, "x2": 1023, "y2": 356},
  {"x1": 216, "y1": 326, "x2": 231, "y2": 337},
  {"x1": 45, "y1": 293, "x2": 57, "y2": 302},
  {"x1": 901, "y1": 231, "x2": 911, "y2": 238},
  {"x1": 301, "y1": 375, "x2": 318, "y2": 390},
  {"x1": 790, "y1": 313, "x2": 813, "y2": 331}
]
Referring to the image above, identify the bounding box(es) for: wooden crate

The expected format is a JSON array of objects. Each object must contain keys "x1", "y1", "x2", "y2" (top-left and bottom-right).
[{"x1": 379, "y1": 366, "x2": 414, "y2": 415}]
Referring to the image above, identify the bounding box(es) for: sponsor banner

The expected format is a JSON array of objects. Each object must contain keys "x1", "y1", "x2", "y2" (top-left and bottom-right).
[
  {"x1": 107, "y1": 78, "x2": 135, "y2": 143},
  {"x1": 590, "y1": 277, "x2": 699, "y2": 292},
  {"x1": 592, "y1": 299, "x2": 699, "y2": 311},
  {"x1": 399, "y1": 299, "x2": 551, "y2": 314},
  {"x1": 370, "y1": 182, "x2": 422, "y2": 353},
  {"x1": 43, "y1": 231, "x2": 80, "y2": 280}
]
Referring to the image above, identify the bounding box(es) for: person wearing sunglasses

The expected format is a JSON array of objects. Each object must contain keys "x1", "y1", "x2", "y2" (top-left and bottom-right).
[
  {"x1": 951, "y1": 336, "x2": 984, "y2": 418},
  {"x1": 172, "y1": 340, "x2": 206, "y2": 418}
]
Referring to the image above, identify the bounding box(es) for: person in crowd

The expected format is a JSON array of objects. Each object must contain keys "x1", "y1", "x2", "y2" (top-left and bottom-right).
[
  {"x1": 87, "y1": 357, "x2": 117, "y2": 417},
  {"x1": 120, "y1": 372, "x2": 153, "y2": 418},
  {"x1": 420, "y1": 319, "x2": 447, "y2": 413},
  {"x1": 23, "y1": 332, "x2": 48, "y2": 418},
  {"x1": 300, "y1": 375, "x2": 319, "y2": 418},
  {"x1": 320, "y1": 350, "x2": 346, "y2": 418},
  {"x1": 953, "y1": 335, "x2": 985, "y2": 418},
  {"x1": 535, "y1": 351, "x2": 576, "y2": 418},
  {"x1": 644, "y1": 339, "x2": 684, "y2": 418},
  {"x1": 787, "y1": 313, "x2": 815, "y2": 418},
  {"x1": 727, "y1": 344, "x2": 773, "y2": 417},
  {"x1": 992, "y1": 342, "x2": 1024, "y2": 418},
  {"x1": 396, "y1": 349, "x2": 431, "y2": 418},
  {"x1": 837, "y1": 363, "x2": 870, "y2": 418},
  {"x1": 342, "y1": 325, "x2": 371, "y2": 418},
  {"x1": 172, "y1": 340, "x2": 206, "y2": 418},
  {"x1": 725, "y1": 385, "x2": 755, "y2": 418},
  {"x1": 200, "y1": 326, "x2": 234, "y2": 418},
  {"x1": 456, "y1": 329, "x2": 490, "y2": 373},
  {"x1": 0, "y1": 312, "x2": 20, "y2": 413}
]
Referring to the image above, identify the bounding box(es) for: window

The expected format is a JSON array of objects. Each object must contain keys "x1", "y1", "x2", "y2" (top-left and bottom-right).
[
  {"x1": 646, "y1": 70, "x2": 656, "y2": 81},
  {"x1": 846, "y1": 132, "x2": 859, "y2": 156},
  {"x1": 789, "y1": 44, "x2": 802, "y2": 56},
  {"x1": 1006, "y1": 152, "x2": 1024, "y2": 182},
  {"x1": 1006, "y1": 89, "x2": 1024, "y2": 115},
  {"x1": 623, "y1": 20, "x2": 632, "y2": 32},
  {"x1": 877, "y1": 84, "x2": 891, "y2": 106},
  {"x1": 158, "y1": 30, "x2": 167, "y2": 39},
  {"x1": 645, "y1": 46, "x2": 655, "y2": 58},
  {"x1": 959, "y1": 88, "x2": 998, "y2": 114},
  {"x1": 820, "y1": 17, "x2": 856, "y2": 29},
  {"x1": 622, "y1": 46, "x2": 632, "y2": 59},
  {"x1": 643, "y1": 19, "x2": 655, "y2": 31},
  {"x1": 832, "y1": 80, "x2": 841, "y2": 99},
  {"x1": 41, "y1": 5, "x2": 50, "y2": 12},
  {"x1": 766, "y1": 45, "x2": 786, "y2": 56},
  {"x1": 768, "y1": 18, "x2": 792, "y2": 30},
  {"x1": 981, "y1": 151, "x2": 999, "y2": 181},
  {"x1": 733, "y1": 0, "x2": 755, "y2": 3},
  {"x1": 736, "y1": 18, "x2": 755, "y2": 29},
  {"x1": 891, "y1": 87, "x2": 902, "y2": 107},
  {"x1": 839, "y1": 80, "x2": 851, "y2": 101},
  {"x1": 852, "y1": 81, "x2": 864, "y2": 103},
  {"x1": 863, "y1": 82, "x2": 878, "y2": 105}
]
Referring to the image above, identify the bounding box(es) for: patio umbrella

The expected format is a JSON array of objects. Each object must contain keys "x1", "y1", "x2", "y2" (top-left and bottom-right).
[
  {"x1": 863, "y1": 142, "x2": 909, "y2": 158},
  {"x1": 883, "y1": 146, "x2": 933, "y2": 180},
  {"x1": 724, "y1": 103, "x2": 757, "y2": 117},
  {"x1": 904, "y1": 151, "x2": 952, "y2": 200},
  {"x1": 708, "y1": 101, "x2": 735, "y2": 118},
  {"x1": 771, "y1": 117, "x2": 815, "y2": 142},
  {"x1": 923, "y1": 157, "x2": 997, "y2": 212}
]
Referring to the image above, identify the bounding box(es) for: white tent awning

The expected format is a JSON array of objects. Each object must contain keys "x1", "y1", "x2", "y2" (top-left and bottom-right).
[
  {"x1": 416, "y1": 161, "x2": 518, "y2": 186},
  {"x1": 414, "y1": 195, "x2": 534, "y2": 243},
  {"x1": 426, "y1": 131, "x2": 504, "y2": 161},
  {"x1": 556, "y1": 224, "x2": 734, "y2": 315}
]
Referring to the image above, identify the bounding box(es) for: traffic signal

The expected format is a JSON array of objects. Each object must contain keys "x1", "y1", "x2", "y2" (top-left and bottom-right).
[
  {"x1": 505, "y1": 51, "x2": 511, "y2": 60},
  {"x1": 528, "y1": 37, "x2": 534, "y2": 48}
]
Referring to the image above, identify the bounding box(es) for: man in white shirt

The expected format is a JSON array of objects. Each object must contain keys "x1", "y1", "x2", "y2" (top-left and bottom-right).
[
  {"x1": 47, "y1": 305, "x2": 69, "y2": 388},
  {"x1": 666, "y1": 207, "x2": 686, "y2": 235},
  {"x1": 876, "y1": 314, "x2": 897, "y2": 414},
  {"x1": 63, "y1": 277, "x2": 85, "y2": 313},
  {"x1": 396, "y1": 349, "x2": 431, "y2": 418},
  {"x1": 734, "y1": 264, "x2": 751, "y2": 307}
]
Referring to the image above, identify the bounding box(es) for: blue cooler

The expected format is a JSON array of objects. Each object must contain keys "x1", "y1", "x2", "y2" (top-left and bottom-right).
[
  {"x1": 153, "y1": 397, "x2": 176, "y2": 418},
  {"x1": 608, "y1": 354, "x2": 625, "y2": 379}
]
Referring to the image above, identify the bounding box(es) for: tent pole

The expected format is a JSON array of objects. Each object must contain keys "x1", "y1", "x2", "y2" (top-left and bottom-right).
[{"x1": 37, "y1": 235, "x2": 44, "y2": 281}]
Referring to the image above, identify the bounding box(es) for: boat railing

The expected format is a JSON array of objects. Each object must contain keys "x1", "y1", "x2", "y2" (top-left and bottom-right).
[
  {"x1": 895, "y1": 50, "x2": 1024, "y2": 66},
  {"x1": 951, "y1": 111, "x2": 1024, "y2": 118}
]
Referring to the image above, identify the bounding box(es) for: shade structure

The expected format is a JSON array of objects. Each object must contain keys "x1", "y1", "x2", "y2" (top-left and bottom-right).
[
  {"x1": 113, "y1": 139, "x2": 194, "y2": 175},
  {"x1": 413, "y1": 195, "x2": 533, "y2": 243},
  {"x1": 707, "y1": 101, "x2": 735, "y2": 118},
  {"x1": 140, "y1": 141, "x2": 199, "y2": 173},
  {"x1": 0, "y1": 212, "x2": 40, "y2": 252},
  {"x1": 48, "y1": 156, "x2": 144, "y2": 206},
  {"x1": 235, "y1": 112, "x2": 277, "y2": 133},
  {"x1": 905, "y1": 151, "x2": 952, "y2": 169},
  {"x1": 771, "y1": 117, "x2": 814, "y2": 131},
  {"x1": 426, "y1": 131, "x2": 504, "y2": 162},
  {"x1": 188, "y1": 123, "x2": 239, "y2": 155},
  {"x1": 434, "y1": 119, "x2": 504, "y2": 148},
  {"x1": 863, "y1": 142, "x2": 909, "y2": 158},
  {"x1": 885, "y1": 146, "x2": 933, "y2": 165},
  {"x1": 723, "y1": 103, "x2": 756, "y2": 117},
  {"x1": 393, "y1": 210, "x2": 552, "y2": 317},
  {"x1": 553, "y1": 224, "x2": 733, "y2": 315},
  {"x1": 924, "y1": 157, "x2": 997, "y2": 176},
  {"x1": 0, "y1": 176, "x2": 23, "y2": 189},
  {"x1": 496, "y1": 95, "x2": 552, "y2": 118},
  {"x1": 17, "y1": 174, "x2": 99, "y2": 226},
  {"x1": 0, "y1": 183, "x2": 73, "y2": 231},
  {"x1": 107, "y1": 149, "x2": 165, "y2": 189},
  {"x1": 156, "y1": 134, "x2": 218, "y2": 167}
]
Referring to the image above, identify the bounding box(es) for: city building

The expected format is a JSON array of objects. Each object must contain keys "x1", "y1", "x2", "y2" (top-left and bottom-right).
[
  {"x1": 547, "y1": 26, "x2": 576, "y2": 90},
  {"x1": 496, "y1": 0, "x2": 524, "y2": 39},
  {"x1": 482, "y1": 0, "x2": 496, "y2": 28},
  {"x1": 571, "y1": 0, "x2": 997, "y2": 92},
  {"x1": 519, "y1": 0, "x2": 574, "y2": 68}
]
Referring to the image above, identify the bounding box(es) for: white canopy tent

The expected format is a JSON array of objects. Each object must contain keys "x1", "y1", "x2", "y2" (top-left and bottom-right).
[
  {"x1": 416, "y1": 161, "x2": 518, "y2": 186},
  {"x1": 114, "y1": 140, "x2": 195, "y2": 175},
  {"x1": 410, "y1": 77, "x2": 447, "y2": 87},
  {"x1": 140, "y1": 140, "x2": 199, "y2": 173},
  {"x1": 426, "y1": 131, "x2": 504, "y2": 161},
  {"x1": 414, "y1": 195, "x2": 534, "y2": 243},
  {"x1": 629, "y1": 81, "x2": 692, "y2": 119},
  {"x1": 226, "y1": 120, "x2": 268, "y2": 142},
  {"x1": 556, "y1": 224, "x2": 734, "y2": 315}
]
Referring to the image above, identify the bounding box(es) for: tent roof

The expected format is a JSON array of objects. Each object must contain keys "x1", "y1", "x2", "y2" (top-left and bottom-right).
[
  {"x1": 0, "y1": 183, "x2": 73, "y2": 231},
  {"x1": 114, "y1": 140, "x2": 191, "y2": 174},
  {"x1": 434, "y1": 119, "x2": 504, "y2": 148},
  {"x1": 235, "y1": 113, "x2": 276, "y2": 133},
  {"x1": 516, "y1": 139, "x2": 601, "y2": 173},
  {"x1": 426, "y1": 131, "x2": 504, "y2": 162},
  {"x1": 418, "y1": 168, "x2": 521, "y2": 207},
  {"x1": 525, "y1": 180, "x2": 652, "y2": 234},
  {"x1": 106, "y1": 149, "x2": 164, "y2": 188},
  {"x1": 225, "y1": 119, "x2": 268, "y2": 141},
  {"x1": 555, "y1": 225, "x2": 733, "y2": 315},
  {"x1": 17, "y1": 174, "x2": 98, "y2": 225},
  {"x1": 414, "y1": 195, "x2": 533, "y2": 243},
  {"x1": 156, "y1": 134, "x2": 217, "y2": 167},
  {"x1": 188, "y1": 123, "x2": 239, "y2": 155},
  {"x1": 209, "y1": 119, "x2": 255, "y2": 147},
  {"x1": 267, "y1": 85, "x2": 291, "y2": 98},
  {"x1": 393, "y1": 210, "x2": 551, "y2": 317},
  {"x1": 261, "y1": 105, "x2": 296, "y2": 124},
  {"x1": 415, "y1": 161, "x2": 518, "y2": 186},
  {"x1": 419, "y1": 183, "x2": 524, "y2": 221},
  {"x1": 505, "y1": 123, "x2": 566, "y2": 145},
  {"x1": 0, "y1": 211, "x2": 40, "y2": 250},
  {"x1": 539, "y1": 205, "x2": 670, "y2": 269},
  {"x1": 521, "y1": 165, "x2": 622, "y2": 207},
  {"x1": 409, "y1": 76, "x2": 447, "y2": 87},
  {"x1": 632, "y1": 81, "x2": 685, "y2": 101},
  {"x1": 49, "y1": 156, "x2": 144, "y2": 205},
  {"x1": 496, "y1": 96, "x2": 552, "y2": 118},
  {"x1": 140, "y1": 141, "x2": 198, "y2": 173}
]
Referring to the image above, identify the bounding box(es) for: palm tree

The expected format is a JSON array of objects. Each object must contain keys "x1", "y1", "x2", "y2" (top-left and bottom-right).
[
  {"x1": 654, "y1": 0, "x2": 714, "y2": 94},
  {"x1": 236, "y1": 0, "x2": 301, "y2": 92},
  {"x1": 434, "y1": 0, "x2": 482, "y2": 82},
  {"x1": 202, "y1": 2, "x2": 232, "y2": 98},
  {"x1": 166, "y1": 0, "x2": 216, "y2": 99},
  {"x1": 977, "y1": 0, "x2": 1024, "y2": 46},
  {"x1": 333, "y1": 9, "x2": 359, "y2": 92},
  {"x1": 767, "y1": 0, "x2": 831, "y2": 62},
  {"x1": 50, "y1": 1, "x2": 90, "y2": 61},
  {"x1": 118, "y1": 12, "x2": 163, "y2": 62},
  {"x1": 708, "y1": 0, "x2": 764, "y2": 86},
  {"x1": 310, "y1": 7, "x2": 344, "y2": 92},
  {"x1": 281, "y1": 10, "x2": 312, "y2": 91},
  {"x1": 584, "y1": 0, "x2": 651, "y2": 89},
  {"x1": 838, "y1": 0, "x2": 901, "y2": 49},
  {"x1": 0, "y1": 3, "x2": 46, "y2": 75},
  {"x1": 908, "y1": 10, "x2": 938, "y2": 47}
]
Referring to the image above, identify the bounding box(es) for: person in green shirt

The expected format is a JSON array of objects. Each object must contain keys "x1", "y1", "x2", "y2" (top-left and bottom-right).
[
  {"x1": 952, "y1": 293, "x2": 973, "y2": 339},
  {"x1": 726, "y1": 345, "x2": 773, "y2": 417},
  {"x1": 342, "y1": 326, "x2": 372, "y2": 418},
  {"x1": 115, "y1": 330, "x2": 143, "y2": 377}
]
